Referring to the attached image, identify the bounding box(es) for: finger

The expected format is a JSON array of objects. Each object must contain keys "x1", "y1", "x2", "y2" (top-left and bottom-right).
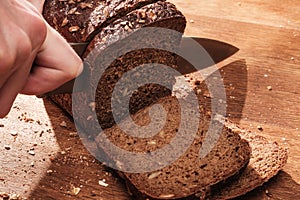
[
  {"x1": 21, "y1": 24, "x2": 83, "y2": 95},
  {"x1": 0, "y1": 26, "x2": 34, "y2": 89},
  {"x1": 21, "y1": 65, "x2": 76, "y2": 95},
  {"x1": 0, "y1": 58, "x2": 33, "y2": 118},
  {"x1": 26, "y1": 0, "x2": 45, "y2": 13},
  {"x1": 0, "y1": 49, "x2": 17, "y2": 88}
]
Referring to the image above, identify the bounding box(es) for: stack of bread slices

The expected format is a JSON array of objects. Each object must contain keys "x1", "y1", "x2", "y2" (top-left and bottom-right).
[{"x1": 43, "y1": 0, "x2": 288, "y2": 199}]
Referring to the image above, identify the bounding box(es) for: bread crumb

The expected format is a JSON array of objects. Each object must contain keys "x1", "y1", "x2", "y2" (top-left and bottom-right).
[
  {"x1": 89, "y1": 102, "x2": 96, "y2": 111},
  {"x1": 99, "y1": 179, "x2": 109, "y2": 187},
  {"x1": 257, "y1": 125, "x2": 263, "y2": 131},
  {"x1": 60, "y1": 121, "x2": 67, "y2": 128},
  {"x1": 4, "y1": 145, "x2": 11, "y2": 150},
  {"x1": 28, "y1": 150, "x2": 35, "y2": 156},
  {"x1": 0, "y1": 192, "x2": 9, "y2": 198},
  {"x1": 69, "y1": 132, "x2": 78, "y2": 137},
  {"x1": 71, "y1": 187, "x2": 81, "y2": 195},
  {"x1": 265, "y1": 189, "x2": 273, "y2": 197},
  {"x1": 267, "y1": 86, "x2": 272, "y2": 91},
  {"x1": 9, "y1": 193, "x2": 20, "y2": 200}
]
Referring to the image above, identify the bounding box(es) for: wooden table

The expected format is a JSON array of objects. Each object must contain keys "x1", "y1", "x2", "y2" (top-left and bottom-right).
[{"x1": 1, "y1": 1, "x2": 299, "y2": 199}]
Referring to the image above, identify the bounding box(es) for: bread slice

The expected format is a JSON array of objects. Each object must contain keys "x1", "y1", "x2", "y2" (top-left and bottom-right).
[
  {"x1": 179, "y1": 72, "x2": 288, "y2": 199},
  {"x1": 49, "y1": 1, "x2": 186, "y2": 130},
  {"x1": 96, "y1": 96, "x2": 251, "y2": 199},
  {"x1": 209, "y1": 122, "x2": 288, "y2": 200},
  {"x1": 43, "y1": 0, "x2": 162, "y2": 42},
  {"x1": 111, "y1": 108, "x2": 288, "y2": 200}
]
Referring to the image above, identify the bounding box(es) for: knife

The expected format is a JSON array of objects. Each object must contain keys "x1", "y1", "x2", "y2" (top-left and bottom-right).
[
  {"x1": 43, "y1": 37, "x2": 238, "y2": 96},
  {"x1": 68, "y1": 42, "x2": 89, "y2": 57}
]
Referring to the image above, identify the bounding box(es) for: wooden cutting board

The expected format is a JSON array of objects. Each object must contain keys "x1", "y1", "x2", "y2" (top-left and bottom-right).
[{"x1": 1, "y1": 0, "x2": 299, "y2": 199}]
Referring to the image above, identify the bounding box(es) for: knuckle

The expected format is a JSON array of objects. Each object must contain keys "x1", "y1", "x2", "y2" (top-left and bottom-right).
[
  {"x1": 23, "y1": 12, "x2": 47, "y2": 49},
  {"x1": 66, "y1": 59, "x2": 83, "y2": 79},
  {"x1": 31, "y1": 17, "x2": 47, "y2": 46},
  {"x1": 19, "y1": 38, "x2": 33, "y2": 57},
  {"x1": 65, "y1": 70, "x2": 78, "y2": 81},
  {"x1": 32, "y1": 18, "x2": 47, "y2": 46},
  {"x1": 0, "y1": 48, "x2": 16, "y2": 72}
]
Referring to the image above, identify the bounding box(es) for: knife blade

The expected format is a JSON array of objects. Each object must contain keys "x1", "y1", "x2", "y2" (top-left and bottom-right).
[
  {"x1": 69, "y1": 42, "x2": 89, "y2": 57},
  {"x1": 176, "y1": 37, "x2": 239, "y2": 75},
  {"x1": 43, "y1": 37, "x2": 238, "y2": 96}
]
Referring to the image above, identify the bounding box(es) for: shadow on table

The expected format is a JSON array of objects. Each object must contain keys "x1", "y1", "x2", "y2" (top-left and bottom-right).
[
  {"x1": 234, "y1": 171, "x2": 300, "y2": 199},
  {"x1": 183, "y1": 59, "x2": 249, "y2": 125},
  {"x1": 27, "y1": 99, "x2": 130, "y2": 200}
]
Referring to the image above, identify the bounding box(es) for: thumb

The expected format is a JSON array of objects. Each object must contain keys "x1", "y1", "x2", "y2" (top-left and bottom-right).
[{"x1": 21, "y1": 23, "x2": 83, "y2": 95}]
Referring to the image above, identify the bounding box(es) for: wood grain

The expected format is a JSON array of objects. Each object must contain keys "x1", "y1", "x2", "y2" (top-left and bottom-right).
[
  {"x1": 1, "y1": 0, "x2": 300, "y2": 199},
  {"x1": 168, "y1": 0, "x2": 300, "y2": 198}
]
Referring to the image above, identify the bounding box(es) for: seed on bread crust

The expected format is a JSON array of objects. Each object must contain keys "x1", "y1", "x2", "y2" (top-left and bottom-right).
[
  {"x1": 79, "y1": 2, "x2": 93, "y2": 9},
  {"x1": 61, "y1": 18, "x2": 69, "y2": 27},
  {"x1": 69, "y1": 26, "x2": 80, "y2": 32},
  {"x1": 68, "y1": 7, "x2": 77, "y2": 15}
]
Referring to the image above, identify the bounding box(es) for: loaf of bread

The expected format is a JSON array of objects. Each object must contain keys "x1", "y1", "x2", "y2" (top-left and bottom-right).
[{"x1": 44, "y1": 0, "x2": 186, "y2": 130}]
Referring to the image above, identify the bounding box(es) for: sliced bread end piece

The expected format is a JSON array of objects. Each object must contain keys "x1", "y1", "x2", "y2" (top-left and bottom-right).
[{"x1": 210, "y1": 122, "x2": 288, "y2": 200}]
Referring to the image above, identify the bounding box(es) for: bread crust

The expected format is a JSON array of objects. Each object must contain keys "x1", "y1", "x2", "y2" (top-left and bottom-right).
[
  {"x1": 209, "y1": 122, "x2": 288, "y2": 200},
  {"x1": 43, "y1": 0, "x2": 163, "y2": 42}
]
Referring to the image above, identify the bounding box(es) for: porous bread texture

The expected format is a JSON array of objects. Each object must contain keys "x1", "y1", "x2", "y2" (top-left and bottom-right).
[
  {"x1": 210, "y1": 123, "x2": 288, "y2": 200},
  {"x1": 43, "y1": 0, "x2": 162, "y2": 42},
  {"x1": 97, "y1": 96, "x2": 251, "y2": 199},
  {"x1": 49, "y1": 1, "x2": 186, "y2": 131},
  {"x1": 180, "y1": 72, "x2": 288, "y2": 200}
]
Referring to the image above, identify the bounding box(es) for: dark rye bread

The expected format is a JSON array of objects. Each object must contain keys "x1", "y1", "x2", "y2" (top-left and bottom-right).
[
  {"x1": 43, "y1": 0, "x2": 162, "y2": 42},
  {"x1": 96, "y1": 96, "x2": 251, "y2": 199},
  {"x1": 178, "y1": 73, "x2": 288, "y2": 199},
  {"x1": 49, "y1": 1, "x2": 186, "y2": 130},
  {"x1": 209, "y1": 122, "x2": 288, "y2": 200}
]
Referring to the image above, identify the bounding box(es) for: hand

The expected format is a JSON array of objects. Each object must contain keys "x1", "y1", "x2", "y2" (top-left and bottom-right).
[
  {"x1": 0, "y1": 0, "x2": 83, "y2": 117},
  {"x1": 26, "y1": 0, "x2": 45, "y2": 12}
]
